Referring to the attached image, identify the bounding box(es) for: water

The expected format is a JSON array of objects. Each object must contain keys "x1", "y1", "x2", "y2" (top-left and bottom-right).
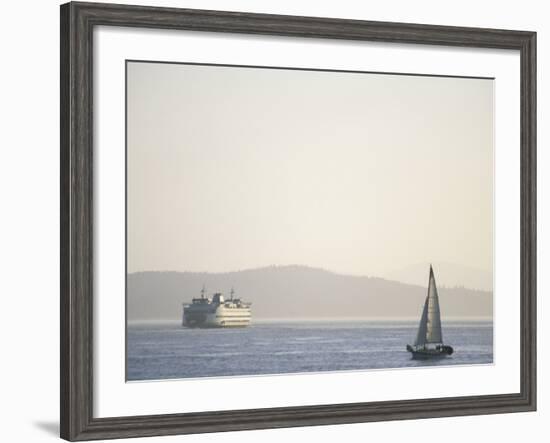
[{"x1": 127, "y1": 320, "x2": 493, "y2": 381}]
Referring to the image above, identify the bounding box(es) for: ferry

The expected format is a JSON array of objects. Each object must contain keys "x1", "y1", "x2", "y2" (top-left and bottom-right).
[{"x1": 182, "y1": 287, "x2": 251, "y2": 328}]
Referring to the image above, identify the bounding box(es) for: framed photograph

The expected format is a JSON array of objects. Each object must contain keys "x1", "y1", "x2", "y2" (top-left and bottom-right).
[{"x1": 60, "y1": 1, "x2": 536, "y2": 441}]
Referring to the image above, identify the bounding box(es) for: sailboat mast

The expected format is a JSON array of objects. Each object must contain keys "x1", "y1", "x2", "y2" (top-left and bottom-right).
[
  {"x1": 414, "y1": 265, "x2": 444, "y2": 346},
  {"x1": 426, "y1": 265, "x2": 443, "y2": 344}
]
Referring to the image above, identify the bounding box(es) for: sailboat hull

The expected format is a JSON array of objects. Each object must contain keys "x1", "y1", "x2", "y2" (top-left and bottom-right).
[
  {"x1": 407, "y1": 345, "x2": 454, "y2": 360},
  {"x1": 410, "y1": 350, "x2": 449, "y2": 360}
]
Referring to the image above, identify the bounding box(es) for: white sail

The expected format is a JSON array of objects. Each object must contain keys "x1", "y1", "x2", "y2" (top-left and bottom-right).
[
  {"x1": 414, "y1": 294, "x2": 429, "y2": 346},
  {"x1": 414, "y1": 266, "x2": 443, "y2": 346}
]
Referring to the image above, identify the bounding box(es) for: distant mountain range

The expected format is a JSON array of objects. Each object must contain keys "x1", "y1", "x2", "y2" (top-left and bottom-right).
[
  {"x1": 383, "y1": 262, "x2": 492, "y2": 292},
  {"x1": 127, "y1": 265, "x2": 492, "y2": 321}
]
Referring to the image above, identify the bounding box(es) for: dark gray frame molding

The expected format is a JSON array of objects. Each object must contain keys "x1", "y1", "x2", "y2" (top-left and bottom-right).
[{"x1": 60, "y1": 2, "x2": 536, "y2": 441}]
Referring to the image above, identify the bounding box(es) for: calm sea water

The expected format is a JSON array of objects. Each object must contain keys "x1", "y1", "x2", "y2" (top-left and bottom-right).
[{"x1": 127, "y1": 320, "x2": 493, "y2": 381}]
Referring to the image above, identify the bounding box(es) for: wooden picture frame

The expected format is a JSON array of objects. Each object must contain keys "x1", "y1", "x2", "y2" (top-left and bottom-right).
[{"x1": 60, "y1": 1, "x2": 536, "y2": 440}]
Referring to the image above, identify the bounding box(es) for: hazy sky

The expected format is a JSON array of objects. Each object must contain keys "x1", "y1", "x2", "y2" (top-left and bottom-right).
[{"x1": 127, "y1": 61, "x2": 493, "y2": 277}]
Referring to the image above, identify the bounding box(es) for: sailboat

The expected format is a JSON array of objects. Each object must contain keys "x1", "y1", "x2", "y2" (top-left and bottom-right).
[{"x1": 406, "y1": 265, "x2": 454, "y2": 359}]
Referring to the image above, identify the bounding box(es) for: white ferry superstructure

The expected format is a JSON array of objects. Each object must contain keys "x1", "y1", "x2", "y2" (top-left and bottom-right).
[{"x1": 182, "y1": 287, "x2": 252, "y2": 328}]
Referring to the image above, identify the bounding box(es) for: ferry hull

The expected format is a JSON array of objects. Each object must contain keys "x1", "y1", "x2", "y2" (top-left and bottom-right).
[
  {"x1": 183, "y1": 308, "x2": 251, "y2": 329},
  {"x1": 184, "y1": 322, "x2": 250, "y2": 329}
]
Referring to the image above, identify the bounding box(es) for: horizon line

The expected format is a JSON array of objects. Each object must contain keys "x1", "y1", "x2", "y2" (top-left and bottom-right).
[{"x1": 128, "y1": 316, "x2": 494, "y2": 325}]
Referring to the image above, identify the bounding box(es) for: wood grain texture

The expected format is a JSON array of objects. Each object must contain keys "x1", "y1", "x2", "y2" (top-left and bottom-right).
[{"x1": 60, "y1": 2, "x2": 537, "y2": 441}]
